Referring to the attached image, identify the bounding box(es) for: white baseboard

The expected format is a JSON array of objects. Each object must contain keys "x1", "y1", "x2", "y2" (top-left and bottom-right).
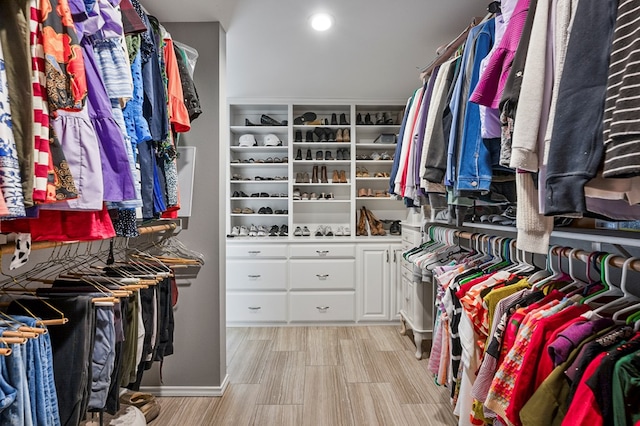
[{"x1": 140, "y1": 374, "x2": 229, "y2": 397}]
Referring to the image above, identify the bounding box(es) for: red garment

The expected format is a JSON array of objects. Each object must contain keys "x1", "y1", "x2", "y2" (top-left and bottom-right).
[
  {"x1": 455, "y1": 272, "x2": 497, "y2": 299},
  {"x1": 506, "y1": 304, "x2": 591, "y2": 426},
  {"x1": 561, "y1": 352, "x2": 607, "y2": 426},
  {"x1": 1, "y1": 205, "x2": 115, "y2": 241},
  {"x1": 163, "y1": 38, "x2": 190, "y2": 133},
  {"x1": 535, "y1": 316, "x2": 586, "y2": 386}
]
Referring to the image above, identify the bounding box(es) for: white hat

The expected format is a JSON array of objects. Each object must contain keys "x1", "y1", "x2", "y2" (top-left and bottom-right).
[
  {"x1": 239, "y1": 134, "x2": 257, "y2": 147},
  {"x1": 264, "y1": 134, "x2": 282, "y2": 146}
]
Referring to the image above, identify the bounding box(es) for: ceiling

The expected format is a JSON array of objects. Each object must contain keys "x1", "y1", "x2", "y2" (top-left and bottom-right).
[{"x1": 146, "y1": 0, "x2": 486, "y2": 100}]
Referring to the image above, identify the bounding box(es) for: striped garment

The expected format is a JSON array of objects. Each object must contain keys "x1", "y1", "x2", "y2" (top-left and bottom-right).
[
  {"x1": 603, "y1": 0, "x2": 640, "y2": 177},
  {"x1": 29, "y1": 1, "x2": 50, "y2": 203}
]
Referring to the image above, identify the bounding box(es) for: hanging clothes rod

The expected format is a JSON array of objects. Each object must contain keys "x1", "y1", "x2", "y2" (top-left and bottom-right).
[{"x1": 0, "y1": 221, "x2": 178, "y2": 256}]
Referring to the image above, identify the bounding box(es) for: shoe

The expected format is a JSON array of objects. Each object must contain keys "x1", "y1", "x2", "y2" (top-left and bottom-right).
[
  {"x1": 361, "y1": 167, "x2": 370, "y2": 177},
  {"x1": 327, "y1": 129, "x2": 336, "y2": 141},
  {"x1": 294, "y1": 111, "x2": 317, "y2": 125},
  {"x1": 332, "y1": 169, "x2": 339, "y2": 183},
  {"x1": 342, "y1": 149, "x2": 350, "y2": 160},
  {"x1": 364, "y1": 113, "x2": 373, "y2": 125},
  {"x1": 315, "y1": 226, "x2": 325, "y2": 237},
  {"x1": 343, "y1": 129, "x2": 350, "y2": 142},
  {"x1": 257, "y1": 225, "x2": 268, "y2": 237},
  {"x1": 325, "y1": 151, "x2": 333, "y2": 161},
  {"x1": 295, "y1": 130, "x2": 303, "y2": 142},
  {"x1": 356, "y1": 208, "x2": 368, "y2": 236},
  {"x1": 380, "y1": 152, "x2": 391, "y2": 160},
  {"x1": 312, "y1": 165, "x2": 319, "y2": 183},
  {"x1": 294, "y1": 226, "x2": 303, "y2": 236},
  {"x1": 324, "y1": 226, "x2": 334, "y2": 236},
  {"x1": 258, "y1": 207, "x2": 266, "y2": 214},
  {"x1": 301, "y1": 192, "x2": 309, "y2": 200},
  {"x1": 367, "y1": 188, "x2": 374, "y2": 197},
  {"x1": 269, "y1": 225, "x2": 279, "y2": 236},
  {"x1": 343, "y1": 226, "x2": 351, "y2": 236},
  {"x1": 245, "y1": 118, "x2": 256, "y2": 126},
  {"x1": 356, "y1": 113, "x2": 364, "y2": 125},
  {"x1": 302, "y1": 226, "x2": 311, "y2": 236},
  {"x1": 232, "y1": 191, "x2": 240, "y2": 198},
  {"x1": 390, "y1": 220, "x2": 401, "y2": 235},
  {"x1": 331, "y1": 113, "x2": 337, "y2": 125},
  {"x1": 364, "y1": 207, "x2": 386, "y2": 236},
  {"x1": 374, "y1": 190, "x2": 388, "y2": 197},
  {"x1": 303, "y1": 172, "x2": 310, "y2": 183},
  {"x1": 239, "y1": 226, "x2": 249, "y2": 236},
  {"x1": 279, "y1": 225, "x2": 288, "y2": 236},
  {"x1": 261, "y1": 114, "x2": 286, "y2": 126},
  {"x1": 370, "y1": 152, "x2": 381, "y2": 161},
  {"x1": 296, "y1": 172, "x2": 303, "y2": 183},
  {"x1": 336, "y1": 149, "x2": 344, "y2": 161},
  {"x1": 242, "y1": 207, "x2": 254, "y2": 214},
  {"x1": 358, "y1": 188, "x2": 367, "y2": 197},
  {"x1": 249, "y1": 225, "x2": 258, "y2": 237},
  {"x1": 321, "y1": 166, "x2": 328, "y2": 183},
  {"x1": 314, "y1": 127, "x2": 327, "y2": 142},
  {"x1": 305, "y1": 130, "x2": 315, "y2": 142},
  {"x1": 339, "y1": 170, "x2": 347, "y2": 183},
  {"x1": 232, "y1": 207, "x2": 243, "y2": 214},
  {"x1": 306, "y1": 149, "x2": 312, "y2": 160},
  {"x1": 336, "y1": 129, "x2": 344, "y2": 142},
  {"x1": 230, "y1": 226, "x2": 240, "y2": 236},
  {"x1": 239, "y1": 191, "x2": 249, "y2": 197},
  {"x1": 265, "y1": 207, "x2": 273, "y2": 214},
  {"x1": 310, "y1": 192, "x2": 318, "y2": 200},
  {"x1": 296, "y1": 148, "x2": 302, "y2": 160},
  {"x1": 324, "y1": 192, "x2": 333, "y2": 199},
  {"x1": 339, "y1": 113, "x2": 349, "y2": 125},
  {"x1": 316, "y1": 150, "x2": 324, "y2": 161}
]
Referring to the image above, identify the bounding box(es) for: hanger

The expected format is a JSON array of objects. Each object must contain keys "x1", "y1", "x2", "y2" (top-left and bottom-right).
[
  {"x1": 594, "y1": 257, "x2": 640, "y2": 315},
  {"x1": 581, "y1": 254, "x2": 623, "y2": 305},
  {"x1": 533, "y1": 245, "x2": 568, "y2": 289},
  {"x1": 557, "y1": 248, "x2": 587, "y2": 293}
]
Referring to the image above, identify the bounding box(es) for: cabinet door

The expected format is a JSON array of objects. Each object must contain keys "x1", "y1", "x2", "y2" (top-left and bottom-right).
[
  {"x1": 358, "y1": 244, "x2": 390, "y2": 321},
  {"x1": 390, "y1": 244, "x2": 403, "y2": 321}
]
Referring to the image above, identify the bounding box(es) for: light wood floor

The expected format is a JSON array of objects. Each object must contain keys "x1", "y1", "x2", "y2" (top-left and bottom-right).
[{"x1": 152, "y1": 325, "x2": 457, "y2": 426}]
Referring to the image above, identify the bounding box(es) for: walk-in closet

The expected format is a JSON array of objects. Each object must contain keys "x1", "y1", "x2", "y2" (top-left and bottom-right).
[{"x1": 3, "y1": 0, "x2": 640, "y2": 425}]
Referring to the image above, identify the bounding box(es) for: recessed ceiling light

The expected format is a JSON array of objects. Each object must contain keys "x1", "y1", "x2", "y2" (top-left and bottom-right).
[{"x1": 310, "y1": 13, "x2": 333, "y2": 31}]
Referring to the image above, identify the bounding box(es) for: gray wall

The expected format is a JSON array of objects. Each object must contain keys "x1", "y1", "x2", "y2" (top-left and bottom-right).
[{"x1": 142, "y1": 21, "x2": 226, "y2": 389}]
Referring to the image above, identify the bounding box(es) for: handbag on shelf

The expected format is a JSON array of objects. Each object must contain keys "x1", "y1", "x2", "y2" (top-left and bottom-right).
[{"x1": 373, "y1": 133, "x2": 397, "y2": 144}]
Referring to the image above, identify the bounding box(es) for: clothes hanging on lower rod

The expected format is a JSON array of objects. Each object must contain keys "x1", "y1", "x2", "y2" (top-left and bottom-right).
[{"x1": 408, "y1": 227, "x2": 640, "y2": 426}]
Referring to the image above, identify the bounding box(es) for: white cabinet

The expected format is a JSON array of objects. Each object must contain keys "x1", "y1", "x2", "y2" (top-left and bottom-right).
[
  {"x1": 398, "y1": 222, "x2": 435, "y2": 359},
  {"x1": 227, "y1": 292, "x2": 288, "y2": 323},
  {"x1": 357, "y1": 242, "x2": 402, "y2": 322}
]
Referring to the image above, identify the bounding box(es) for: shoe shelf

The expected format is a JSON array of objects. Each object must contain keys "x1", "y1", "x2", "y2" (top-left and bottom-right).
[
  {"x1": 355, "y1": 143, "x2": 397, "y2": 150},
  {"x1": 230, "y1": 146, "x2": 288, "y2": 152},
  {"x1": 355, "y1": 160, "x2": 394, "y2": 165},
  {"x1": 230, "y1": 125, "x2": 288, "y2": 133}
]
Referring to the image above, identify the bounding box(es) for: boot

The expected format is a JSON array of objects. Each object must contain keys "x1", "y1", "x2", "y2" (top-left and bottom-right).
[
  {"x1": 356, "y1": 207, "x2": 368, "y2": 236},
  {"x1": 305, "y1": 130, "x2": 314, "y2": 142},
  {"x1": 356, "y1": 113, "x2": 364, "y2": 125},
  {"x1": 306, "y1": 149, "x2": 312, "y2": 160},
  {"x1": 340, "y1": 113, "x2": 349, "y2": 125},
  {"x1": 364, "y1": 113, "x2": 373, "y2": 125},
  {"x1": 331, "y1": 113, "x2": 338, "y2": 125},
  {"x1": 321, "y1": 166, "x2": 328, "y2": 183},
  {"x1": 295, "y1": 130, "x2": 303, "y2": 142},
  {"x1": 312, "y1": 165, "x2": 319, "y2": 183},
  {"x1": 364, "y1": 207, "x2": 386, "y2": 236},
  {"x1": 295, "y1": 148, "x2": 302, "y2": 160},
  {"x1": 332, "y1": 169, "x2": 339, "y2": 183},
  {"x1": 339, "y1": 170, "x2": 347, "y2": 183}
]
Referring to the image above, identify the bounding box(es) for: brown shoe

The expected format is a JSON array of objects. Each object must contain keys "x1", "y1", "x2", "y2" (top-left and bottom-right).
[
  {"x1": 312, "y1": 165, "x2": 319, "y2": 183},
  {"x1": 356, "y1": 207, "x2": 368, "y2": 236},
  {"x1": 339, "y1": 170, "x2": 347, "y2": 183},
  {"x1": 336, "y1": 129, "x2": 343, "y2": 142},
  {"x1": 343, "y1": 129, "x2": 350, "y2": 142},
  {"x1": 332, "y1": 169, "x2": 340, "y2": 183},
  {"x1": 358, "y1": 188, "x2": 368, "y2": 197},
  {"x1": 364, "y1": 207, "x2": 386, "y2": 236},
  {"x1": 321, "y1": 166, "x2": 328, "y2": 183}
]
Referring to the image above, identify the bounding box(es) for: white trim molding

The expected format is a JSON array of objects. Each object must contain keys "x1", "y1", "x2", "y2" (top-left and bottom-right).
[{"x1": 140, "y1": 374, "x2": 229, "y2": 397}]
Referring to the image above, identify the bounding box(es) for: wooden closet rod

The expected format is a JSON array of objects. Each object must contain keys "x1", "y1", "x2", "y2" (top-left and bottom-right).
[{"x1": 0, "y1": 221, "x2": 178, "y2": 256}]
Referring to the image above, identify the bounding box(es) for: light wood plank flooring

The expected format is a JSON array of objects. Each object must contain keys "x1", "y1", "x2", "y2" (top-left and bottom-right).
[{"x1": 151, "y1": 325, "x2": 457, "y2": 426}]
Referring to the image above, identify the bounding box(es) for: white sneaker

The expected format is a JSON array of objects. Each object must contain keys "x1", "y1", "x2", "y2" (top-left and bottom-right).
[
  {"x1": 230, "y1": 226, "x2": 240, "y2": 236},
  {"x1": 239, "y1": 226, "x2": 249, "y2": 236},
  {"x1": 257, "y1": 225, "x2": 268, "y2": 237},
  {"x1": 343, "y1": 226, "x2": 351, "y2": 236},
  {"x1": 249, "y1": 225, "x2": 258, "y2": 237},
  {"x1": 302, "y1": 226, "x2": 311, "y2": 236},
  {"x1": 335, "y1": 226, "x2": 343, "y2": 236}
]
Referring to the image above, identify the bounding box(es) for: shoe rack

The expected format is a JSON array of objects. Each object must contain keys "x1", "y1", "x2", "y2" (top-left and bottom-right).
[{"x1": 226, "y1": 101, "x2": 408, "y2": 239}]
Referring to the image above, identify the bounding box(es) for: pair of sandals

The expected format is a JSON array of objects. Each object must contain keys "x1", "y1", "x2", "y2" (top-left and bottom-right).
[{"x1": 119, "y1": 392, "x2": 160, "y2": 423}]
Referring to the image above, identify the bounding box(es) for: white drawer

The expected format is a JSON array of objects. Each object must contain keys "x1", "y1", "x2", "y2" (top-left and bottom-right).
[
  {"x1": 289, "y1": 259, "x2": 355, "y2": 290},
  {"x1": 289, "y1": 244, "x2": 355, "y2": 259},
  {"x1": 227, "y1": 244, "x2": 288, "y2": 259},
  {"x1": 227, "y1": 260, "x2": 287, "y2": 290},
  {"x1": 401, "y1": 227, "x2": 422, "y2": 246},
  {"x1": 289, "y1": 291, "x2": 355, "y2": 322},
  {"x1": 227, "y1": 292, "x2": 287, "y2": 322}
]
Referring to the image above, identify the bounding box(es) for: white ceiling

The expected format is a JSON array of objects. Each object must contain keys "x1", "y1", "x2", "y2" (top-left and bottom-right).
[{"x1": 146, "y1": 0, "x2": 486, "y2": 101}]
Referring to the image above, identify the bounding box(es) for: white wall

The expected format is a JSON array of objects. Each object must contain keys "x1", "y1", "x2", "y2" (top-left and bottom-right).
[{"x1": 226, "y1": 0, "x2": 483, "y2": 100}]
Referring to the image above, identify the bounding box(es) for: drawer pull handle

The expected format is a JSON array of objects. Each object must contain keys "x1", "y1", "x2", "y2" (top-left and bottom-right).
[
  {"x1": 316, "y1": 274, "x2": 329, "y2": 280},
  {"x1": 248, "y1": 251, "x2": 261, "y2": 255},
  {"x1": 247, "y1": 275, "x2": 261, "y2": 279},
  {"x1": 248, "y1": 306, "x2": 262, "y2": 311},
  {"x1": 316, "y1": 306, "x2": 330, "y2": 312},
  {"x1": 316, "y1": 250, "x2": 329, "y2": 256}
]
